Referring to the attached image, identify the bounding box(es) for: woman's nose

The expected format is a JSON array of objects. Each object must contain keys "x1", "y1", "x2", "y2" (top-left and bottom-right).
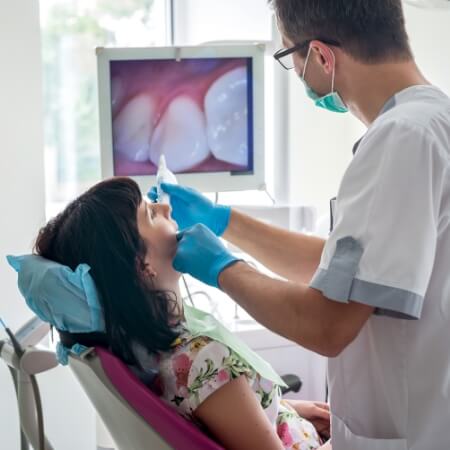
[{"x1": 157, "y1": 202, "x2": 172, "y2": 218}]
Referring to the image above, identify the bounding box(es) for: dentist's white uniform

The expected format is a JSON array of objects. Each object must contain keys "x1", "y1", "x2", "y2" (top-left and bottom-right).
[{"x1": 310, "y1": 85, "x2": 450, "y2": 450}]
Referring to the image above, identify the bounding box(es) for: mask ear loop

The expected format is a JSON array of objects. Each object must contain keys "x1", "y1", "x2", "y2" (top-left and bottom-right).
[
  {"x1": 329, "y1": 49, "x2": 347, "y2": 108},
  {"x1": 330, "y1": 49, "x2": 337, "y2": 93},
  {"x1": 302, "y1": 45, "x2": 313, "y2": 80}
]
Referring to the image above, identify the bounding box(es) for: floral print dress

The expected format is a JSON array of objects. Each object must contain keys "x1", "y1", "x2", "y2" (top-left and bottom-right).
[{"x1": 149, "y1": 327, "x2": 322, "y2": 450}]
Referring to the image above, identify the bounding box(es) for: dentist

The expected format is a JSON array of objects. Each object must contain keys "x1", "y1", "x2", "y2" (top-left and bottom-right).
[{"x1": 151, "y1": 1, "x2": 450, "y2": 449}]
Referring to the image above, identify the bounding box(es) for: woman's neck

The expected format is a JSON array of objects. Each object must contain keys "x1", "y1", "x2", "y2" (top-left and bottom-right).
[
  {"x1": 173, "y1": 281, "x2": 184, "y2": 320},
  {"x1": 154, "y1": 277, "x2": 184, "y2": 321}
]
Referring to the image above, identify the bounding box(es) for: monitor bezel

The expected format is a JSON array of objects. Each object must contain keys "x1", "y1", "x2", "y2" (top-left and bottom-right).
[{"x1": 96, "y1": 44, "x2": 266, "y2": 194}]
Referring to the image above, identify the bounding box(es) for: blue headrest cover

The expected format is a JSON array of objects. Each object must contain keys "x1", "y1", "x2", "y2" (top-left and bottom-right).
[{"x1": 6, "y1": 254, "x2": 105, "y2": 334}]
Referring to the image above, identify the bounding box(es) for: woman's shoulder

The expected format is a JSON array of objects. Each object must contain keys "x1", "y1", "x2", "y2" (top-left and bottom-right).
[
  {"x1": 157, "y1": 330, "x2": 256, "y2": 404},
  {"x1": 172, "y1": 329, "x2": 214, "y2": 355},
  {"x1": 173, "y1": 329, "x2": 255, "y2": 377}
]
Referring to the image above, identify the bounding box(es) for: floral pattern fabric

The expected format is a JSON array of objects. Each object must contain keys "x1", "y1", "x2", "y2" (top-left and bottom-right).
[{"x1": 150, "y1": 328, "x2": 322, "y2": 450}]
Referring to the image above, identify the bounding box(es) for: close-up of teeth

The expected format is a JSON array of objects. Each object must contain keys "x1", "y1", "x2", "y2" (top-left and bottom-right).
[
  {"x1": 111, "y1": 76, "x2": 125, "y2": 113},
  {"x1": 111, "y1": 59, "x2": 250, "y2": 174},
  {"x1": 112, "y1": 93, "x2": 156, "y2": 162},
  {"x1": 204, "y1": 66, "x2": 249, "y2": 166},
  {"x1": 149, "y1": 95, "x2": 210, "y2": 172}
]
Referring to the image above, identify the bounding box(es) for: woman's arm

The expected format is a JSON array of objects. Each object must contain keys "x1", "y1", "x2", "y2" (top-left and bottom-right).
[
  {"x1": 194, "y1": 375, "x2": 284, "y2": 450},
  {"x1": 224, "y1": 209, "x2": 325, "y2": 283}
]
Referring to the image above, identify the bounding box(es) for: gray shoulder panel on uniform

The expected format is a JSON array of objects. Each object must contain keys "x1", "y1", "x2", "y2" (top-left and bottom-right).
[{"x1": 310, "y1": 236, "x2": 423, "y2": 320}]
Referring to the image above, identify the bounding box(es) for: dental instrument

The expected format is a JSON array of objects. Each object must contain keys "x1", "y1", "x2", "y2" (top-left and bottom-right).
[{"x1": 156, "y1": 154, "x2": 178, "y2": 205}]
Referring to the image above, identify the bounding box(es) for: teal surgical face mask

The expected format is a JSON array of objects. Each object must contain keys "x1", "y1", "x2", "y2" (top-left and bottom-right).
[{"x1": 301, "y1": 46, "x2": 348, "y2": 113}]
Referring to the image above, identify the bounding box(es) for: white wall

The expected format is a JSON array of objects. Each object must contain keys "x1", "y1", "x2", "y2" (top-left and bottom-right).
[
  {"x1": 173, "y1": 0, "x2": 272, "y2": 45},
  {"x1": 0, "y1": 1, "x2": 45, "y2": 332},
  {"x1": 0, "y1": 2, "x2": 46, "y2": 448},
  {"x1": 0, "y1": 2, "x2": 96, "y2": 449},
  {"x1": 404, "y1": 5, "x2": 450, "y2": 91},
  {"x1": 287, "y1": 5, "x2": 450, "y2": 218},
  {"x1": 287, "y1": 84, "x2": 363, "y2": 218}
]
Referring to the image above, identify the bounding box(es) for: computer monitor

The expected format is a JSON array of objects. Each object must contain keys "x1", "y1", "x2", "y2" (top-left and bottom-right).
[{"x1": 97, "y1": 45, "x2": 265, "y2": 193}]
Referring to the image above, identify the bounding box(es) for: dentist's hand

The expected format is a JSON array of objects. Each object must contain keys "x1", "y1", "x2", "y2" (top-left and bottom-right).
[
  {"x1": 287, "y1": 400, "x2": 331, "y2": 440},
  {"x1": 174, "y1": 224, "x2": 241, "y2": 288},
  {"x1": 147, "y1": 183, "x2": 231, "y2": 236}
]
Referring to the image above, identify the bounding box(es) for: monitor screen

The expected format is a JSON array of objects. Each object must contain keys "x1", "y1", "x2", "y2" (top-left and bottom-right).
[
  {"x1": 97, "y1": 45, "x2": 265, "y2": 193},
  {"x1": 110, "y1": 57, "x2": 254, "y2": 177}
]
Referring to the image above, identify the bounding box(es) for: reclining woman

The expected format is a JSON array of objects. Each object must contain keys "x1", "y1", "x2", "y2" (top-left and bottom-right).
[{"x1": 34, "y1": 177, "x2": 331, "y2": 450}]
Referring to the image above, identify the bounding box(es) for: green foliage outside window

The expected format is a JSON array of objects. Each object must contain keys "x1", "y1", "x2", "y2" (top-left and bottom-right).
[{"x1": 41, "y1": 0, "x2": 158, "y2": 199}]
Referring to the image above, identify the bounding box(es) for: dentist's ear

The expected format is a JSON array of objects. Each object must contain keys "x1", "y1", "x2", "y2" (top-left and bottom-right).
[{"x1": 309, "y1": 40, "x2": 335, "y2": 75}]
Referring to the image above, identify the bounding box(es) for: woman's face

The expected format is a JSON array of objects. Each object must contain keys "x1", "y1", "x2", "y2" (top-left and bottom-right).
[{"x1": 136, "y1": 199, "x2": 180, "y2": 286}]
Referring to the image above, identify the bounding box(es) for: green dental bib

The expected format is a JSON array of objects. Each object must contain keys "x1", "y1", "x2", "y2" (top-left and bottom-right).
[{"x1": 184, "y1": 304, "x2": 287, "y2": 388}]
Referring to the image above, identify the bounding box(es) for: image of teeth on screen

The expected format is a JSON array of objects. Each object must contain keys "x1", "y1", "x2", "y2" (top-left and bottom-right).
[{"x1": 111, "y1": 58, "x2": 254, "y2": 176}]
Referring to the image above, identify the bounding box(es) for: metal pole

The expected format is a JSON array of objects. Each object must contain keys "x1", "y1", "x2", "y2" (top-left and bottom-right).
[
  {"x1": 169, "y1": 0, "x2": 175, "y2": 46},
  {"x1": 8, "y1": 367, "x2": 30, "y2": 450}
]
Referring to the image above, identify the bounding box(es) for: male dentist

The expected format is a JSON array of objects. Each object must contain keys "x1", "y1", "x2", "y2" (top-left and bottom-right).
[{"x1": 151, "y1": 1, "x2": 450, "y2": 449}]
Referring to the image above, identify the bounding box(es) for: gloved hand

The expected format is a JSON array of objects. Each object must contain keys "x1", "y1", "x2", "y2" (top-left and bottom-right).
[
  {"x1": 173, "y1": 224, "x2": 241, "y2": 288},
  {"x1": 147, "y1": 183, "x2": 231, "y2": 236}
]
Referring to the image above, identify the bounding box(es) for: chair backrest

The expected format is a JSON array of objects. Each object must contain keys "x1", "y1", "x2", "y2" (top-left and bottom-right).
[{"x1": 69, "y1": 347, "x2": 224, "y2": 450}]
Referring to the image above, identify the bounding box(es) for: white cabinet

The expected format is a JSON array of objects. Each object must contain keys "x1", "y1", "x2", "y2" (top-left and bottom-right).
[{"x1": 232, "y1": 322, "x2": 328, "y2": 401}]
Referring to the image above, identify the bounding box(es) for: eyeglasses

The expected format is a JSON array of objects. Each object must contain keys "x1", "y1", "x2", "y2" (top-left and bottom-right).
[{"x1": 273, "y1": 39, "x2": 341, "y2": 70}]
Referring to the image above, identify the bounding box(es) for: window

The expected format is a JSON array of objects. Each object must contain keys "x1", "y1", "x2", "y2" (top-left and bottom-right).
[{"x1": 40, "y1": 0, "x2": 169, "y2": 217}]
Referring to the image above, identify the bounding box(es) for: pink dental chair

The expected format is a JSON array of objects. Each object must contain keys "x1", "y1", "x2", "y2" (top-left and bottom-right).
[{"x1": 69, "y1": 346, "x2": 224, "y2": 450}]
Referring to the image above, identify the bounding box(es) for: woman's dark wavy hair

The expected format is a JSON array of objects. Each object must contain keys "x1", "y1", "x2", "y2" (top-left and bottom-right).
[{"x1": 34, "y1": 177, "x2": 180, "y2": 367}]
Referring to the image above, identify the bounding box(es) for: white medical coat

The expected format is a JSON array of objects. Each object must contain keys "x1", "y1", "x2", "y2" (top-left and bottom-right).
[{"x1": 310, "y1": 85, "x2": 450, "y2": 450}]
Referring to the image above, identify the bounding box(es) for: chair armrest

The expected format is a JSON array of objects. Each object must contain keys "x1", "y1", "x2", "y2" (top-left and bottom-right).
[{"x1": 280, "y1": 374, "x2": 302, "y2": 395}]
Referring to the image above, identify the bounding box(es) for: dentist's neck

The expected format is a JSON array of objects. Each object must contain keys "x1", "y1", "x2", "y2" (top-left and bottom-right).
[{"x1": 341, "y1": 56, "x2": 429, "y2": 126}]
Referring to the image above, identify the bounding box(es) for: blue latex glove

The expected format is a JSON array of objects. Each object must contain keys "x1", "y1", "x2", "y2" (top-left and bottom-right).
[
  {"x1": 147, "y1": 183, "x2": 231, "y2": 236},
  {"x1": 173, "y1": 224, "x2": 240, "y2": 288}
]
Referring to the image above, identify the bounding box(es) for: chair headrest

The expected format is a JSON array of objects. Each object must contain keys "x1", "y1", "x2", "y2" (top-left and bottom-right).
[{"x1": 7, "y1": 254, "x2": 105, "y2": 335}]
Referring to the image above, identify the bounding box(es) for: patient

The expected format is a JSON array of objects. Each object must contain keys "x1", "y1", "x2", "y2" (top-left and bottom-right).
[{"x1": 34, "y1": 177, "x2": 331, "y2": 450}]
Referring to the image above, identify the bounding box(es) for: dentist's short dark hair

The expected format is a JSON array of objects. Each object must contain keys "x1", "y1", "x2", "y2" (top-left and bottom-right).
[{"x1": 269, "y1": 0, "x2": 413, "y2": 62}]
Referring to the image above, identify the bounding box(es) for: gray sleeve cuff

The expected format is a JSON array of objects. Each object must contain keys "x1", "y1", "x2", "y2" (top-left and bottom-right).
[{"x1": 310, "y1": 237, "x2": 423, "y2": 320}]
